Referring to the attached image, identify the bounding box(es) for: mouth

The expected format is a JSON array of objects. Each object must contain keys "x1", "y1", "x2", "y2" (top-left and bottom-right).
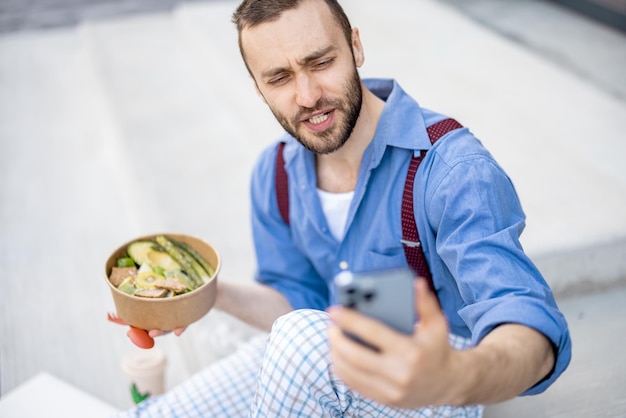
[
  {"x1": 308, "y1": 112, "x2": 330, "y2": 125},
  {"x1": 301, "y1": 110, "x2": 334, "y2": 132}
]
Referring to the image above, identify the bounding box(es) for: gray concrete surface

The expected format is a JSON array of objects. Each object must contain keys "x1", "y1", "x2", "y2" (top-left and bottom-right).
[
  {"x1": 0, "y1": 0, "x2": 208, "y2": 34},
  {"x1": 441, "y1": 0, "x2": 626, "y2": 102},
  {"x1": 1, "y1": 0, "x2": 625, "y2": 416},
  {"x1": 485, "y1": 286, "x2": 626, "y2": 417}
]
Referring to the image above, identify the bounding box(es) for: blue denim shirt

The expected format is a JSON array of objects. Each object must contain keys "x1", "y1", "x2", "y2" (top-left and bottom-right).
[{"x1": 250, "y1": 78, "x2": 571, "y2": 395}]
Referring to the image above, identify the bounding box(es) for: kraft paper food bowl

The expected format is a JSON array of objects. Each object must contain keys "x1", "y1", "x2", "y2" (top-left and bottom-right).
[{"x1": 105, "y1": 233, "x2": 220, "y2": 331}]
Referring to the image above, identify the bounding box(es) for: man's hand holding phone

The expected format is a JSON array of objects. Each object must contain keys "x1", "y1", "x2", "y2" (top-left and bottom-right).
[{"x1": 328, "y1": 275, "x2": 457, "y2": 409}]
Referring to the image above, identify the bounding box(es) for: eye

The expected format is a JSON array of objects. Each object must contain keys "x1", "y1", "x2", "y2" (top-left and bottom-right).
[
  {"x1": 267, "y1": 74, "x2": 290, "y2": 86},
  {"x1": 313, "y1": 58, "x2": 333, "y2": 69}
]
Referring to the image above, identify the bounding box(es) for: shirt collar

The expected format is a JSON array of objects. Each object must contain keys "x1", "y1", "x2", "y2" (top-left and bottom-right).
[{"x1": 364, "y1": 78, "x2": 430, "y2": 153}]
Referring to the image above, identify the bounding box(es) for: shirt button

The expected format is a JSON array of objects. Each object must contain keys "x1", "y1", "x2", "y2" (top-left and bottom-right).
[{"x1": 339, "y1": 261, "x2": 349, "y2": 270}]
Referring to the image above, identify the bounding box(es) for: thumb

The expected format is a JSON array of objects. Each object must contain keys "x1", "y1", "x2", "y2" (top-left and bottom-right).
[{"x1": 415, "y1": 277, "x2": 444, "y2": 327}]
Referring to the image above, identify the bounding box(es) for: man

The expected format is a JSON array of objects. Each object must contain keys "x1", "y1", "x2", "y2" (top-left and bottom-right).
[{"x1": 118, "y1": 0, "x2": 571, "y2": 416}]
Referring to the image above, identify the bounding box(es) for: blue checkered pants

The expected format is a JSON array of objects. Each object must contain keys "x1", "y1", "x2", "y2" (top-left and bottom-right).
[{"x1": 115, "y1": 309, "x2": 483, "y2": 417}]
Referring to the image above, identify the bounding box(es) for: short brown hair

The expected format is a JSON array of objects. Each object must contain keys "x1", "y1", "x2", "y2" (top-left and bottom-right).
[{"x1": 232, "y1": 0, "x2": 353, "y2": 68}]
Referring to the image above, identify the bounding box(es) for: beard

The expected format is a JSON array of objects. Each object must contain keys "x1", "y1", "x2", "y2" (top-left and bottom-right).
[{"x1": 269, "y1": 67, "x2": 363, "y2": 155}]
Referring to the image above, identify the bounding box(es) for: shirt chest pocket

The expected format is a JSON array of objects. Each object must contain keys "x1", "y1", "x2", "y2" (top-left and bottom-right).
[{"x1": 349, "y1": 242, "x2": 407, "y2": 273}]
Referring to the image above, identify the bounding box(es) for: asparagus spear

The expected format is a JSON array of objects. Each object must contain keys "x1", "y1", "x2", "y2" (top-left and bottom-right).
[
  {"x1": 177, "y1": 242, "x2": 215, "y2": 277},
  {"x1": 155, "y1": 235, "x2": 209, "y2": 288}
]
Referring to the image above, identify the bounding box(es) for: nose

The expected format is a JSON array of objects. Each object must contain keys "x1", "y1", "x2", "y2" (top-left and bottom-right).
[{"x1": 294, "y1": 74, "x2": 322, "y2": 109}]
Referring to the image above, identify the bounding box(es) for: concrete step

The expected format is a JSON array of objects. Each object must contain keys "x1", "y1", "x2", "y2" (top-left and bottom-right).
[
  {"x1": 344, "y1": 0, "x2": 626, "y2": 295},
  {"x1": 485, "y1": 286, "x2": 626, "y2": 417},
  {"x1": 1, "y1": 0, "x2": 625, "y2": 413}
]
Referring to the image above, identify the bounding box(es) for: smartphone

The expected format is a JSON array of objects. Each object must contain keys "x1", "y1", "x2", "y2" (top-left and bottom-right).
[{"x1": 333, "y1": 268, "x2": 416, "y2": 348}]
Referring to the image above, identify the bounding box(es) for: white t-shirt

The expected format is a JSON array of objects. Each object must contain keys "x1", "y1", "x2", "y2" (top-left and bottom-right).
[{"x1": 317, "y1": 188, "x2": 354, "y2": 241}]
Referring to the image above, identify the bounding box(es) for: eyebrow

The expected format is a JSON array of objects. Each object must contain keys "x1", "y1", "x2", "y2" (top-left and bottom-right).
[{"x1": 261, "y1": 45, "x2": 336, "y2": 79}]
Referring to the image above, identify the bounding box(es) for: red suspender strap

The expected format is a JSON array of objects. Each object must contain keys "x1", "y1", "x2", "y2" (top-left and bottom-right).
[
  {"x1": 275, "y1": 141, "x2": 290, "y2": 225},
  {"x1": 274, "y1": 118, "x2": 463, "y2": 293},
  {"x1": 402, "y1": 118, "x2": 463, "y2": 292}
]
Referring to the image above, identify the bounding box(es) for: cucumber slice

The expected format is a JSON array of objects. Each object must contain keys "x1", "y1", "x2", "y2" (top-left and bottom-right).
[{"x1": 117, "y1": 257, "x2": 135, "y2": 267}]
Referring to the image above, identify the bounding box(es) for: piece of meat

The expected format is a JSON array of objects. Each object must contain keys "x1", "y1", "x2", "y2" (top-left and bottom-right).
[
  {"x1": 109, "y1": 266, "x2": 137, "y2": 287},
  {"x1": 155, "y1": 277, "x2": 188, "y2": 294},
  {"x1": 135, "y1": 288, "x2": 169, "y2": 298}
]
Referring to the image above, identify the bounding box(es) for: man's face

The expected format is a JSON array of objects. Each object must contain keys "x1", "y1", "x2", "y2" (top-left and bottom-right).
[{"x1": 240, "y1": 0, "x2": 364, "y2": 154}]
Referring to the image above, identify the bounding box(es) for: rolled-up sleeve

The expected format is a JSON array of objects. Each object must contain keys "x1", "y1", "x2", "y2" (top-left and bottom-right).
[{"x1": 426, "y1": 149, "x2": 572, "y2": 395}]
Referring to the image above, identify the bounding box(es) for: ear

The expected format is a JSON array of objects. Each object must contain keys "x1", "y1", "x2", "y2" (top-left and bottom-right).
[{"x1": 351, "y1": 27, "x2": 364, "y2": 68}]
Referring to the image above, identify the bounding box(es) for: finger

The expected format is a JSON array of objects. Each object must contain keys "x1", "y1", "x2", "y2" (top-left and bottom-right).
[
  {"x1": 329, "y1": 306, "x2": 389, "y2": 349},
  {"x1": 148, "y1": 329, "x2": 171, "y2": 338},
  {"x1": 328, "y1": 307, "x2": 411, "y2": 355},
  {"x1": 415, "y1": 277, "x2": 445, "y2": 327},
  {"x1": 149, "y1": 327, "x2": 186, "y2": 338},
  {"x1": 328, "y1": 322, "x2": 381, "y2": 361},
  {"x1": 328, "y1": 324, "x2": 385, "y2": 375},
  {"x1": 329, "y1": 320, "x2": 416, "y2": 374},
  {"x1": 415, "y1": 279, "x2": 451, "y2": 348},
  {"x1": 329, "y1": 325, "x2": 406, "y2": 405}
]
